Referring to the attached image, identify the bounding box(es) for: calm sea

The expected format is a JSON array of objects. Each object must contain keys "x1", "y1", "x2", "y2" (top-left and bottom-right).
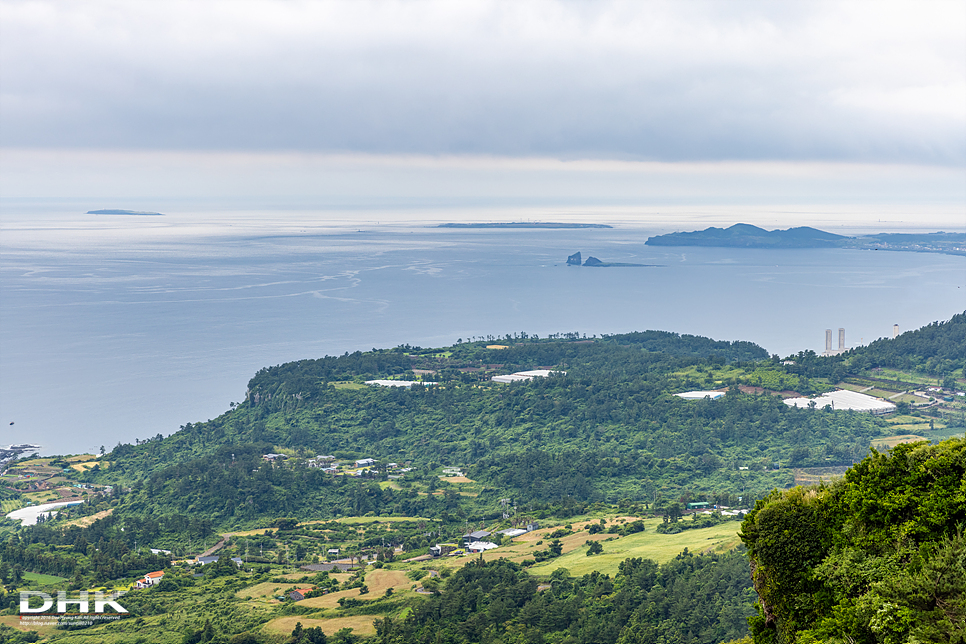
[{"x1": 2, "y1": 206, "x2": 964, "y2": 455}]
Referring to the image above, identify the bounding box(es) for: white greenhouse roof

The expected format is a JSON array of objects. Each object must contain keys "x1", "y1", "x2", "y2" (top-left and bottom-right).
[
  {"x1": 365, "y1": 379, "x2": 437, "y2": 387},
  {"x1": 783, "y1": 389, "x2": 895, "y2": 414},
  {"x1": 491, "y1": 369, "x2": 566, "y2": 383},
  {"x1": 675, "y1": 391, "x2": 726, "y2": 400},
  {"x1": 466, "y1": 541, "x2": 500, "y2": 551}
]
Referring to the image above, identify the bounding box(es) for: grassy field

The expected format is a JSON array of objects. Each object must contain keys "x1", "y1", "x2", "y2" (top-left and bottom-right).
[
  {"x1": 295, "y1": 570, "x2": 412, "y2": 610},
  {"x1": 794, "y1": 466, "x2": 850, "y2": 486},
  {"x1": 264, "y1": 614, "x2": 379, "y2": 638},
  {"x1": 22, "y1": 571, "x2": 68, "y2": 585},
  {"x1": 236, "y1": 581, "x2": 302, "y2": 601},
  {"x1": 331, "y1": 381, "x2": 367, "y2": 390},
  {"x1": 866, "y1": 369, "x2": 939, "y2": 386},
  {"x1": 871, "y1": 435, "x2": 931, "y2": 449},
  {"x1": 64, "y1": 454, "x2": 98, "y2": 462},
  {"x1": 229, "y1": 527, "x2": 276, "y2": 536},
  {"x1": 60, "y1": 509, "x2": 114, "y2": 528},
  {"x1": 23, "y1": 490, "x2": 60, "y2": 503},
  {"x1": 0, "y1": 498, "x2": 23, "y2": 514},
  {"x1": 0, "y1": 614, "x2": 63, "y2": 640},
  {"x1": 336, "y1": 516, "x2": 430, "y2": 524},
  {"x1": 439, "y1": 475, "x2": 475, "y2": 483},
  {"x1": 422, "y1": 516, "x2": 742, "y2": 578},
  {"x1": 525, "y1": 519, "x2": 742, "y2": 577}
]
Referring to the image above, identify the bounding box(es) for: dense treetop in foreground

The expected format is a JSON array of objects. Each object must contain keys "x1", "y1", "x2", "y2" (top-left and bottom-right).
[
  {"x1": 373, "y1": 549, "x2": 755, "y2": 644},
  {"x1": 741, "y1": 438, "x2": 966, "y2": 644}
]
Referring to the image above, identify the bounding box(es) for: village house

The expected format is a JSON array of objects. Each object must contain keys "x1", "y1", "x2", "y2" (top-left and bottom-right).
[
  {"x1": 288, "y1": 588, "x2": 315, "y2": 601},
  {"x1": 196, "y1": 555, "x2": 243, "y2": 567},
  {"x1": 135, "y1": 570, "x2": 164, "y2": 589}
]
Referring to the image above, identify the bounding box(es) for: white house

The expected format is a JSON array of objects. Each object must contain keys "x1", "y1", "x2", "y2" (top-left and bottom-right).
[{"x1": 135, "y1": 570, "x2": 164, "y2": 589}]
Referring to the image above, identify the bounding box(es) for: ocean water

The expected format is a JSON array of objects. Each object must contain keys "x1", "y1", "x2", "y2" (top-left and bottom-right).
[{"x1": 1, "y1": 207, "x2": 964, "y2": 455}]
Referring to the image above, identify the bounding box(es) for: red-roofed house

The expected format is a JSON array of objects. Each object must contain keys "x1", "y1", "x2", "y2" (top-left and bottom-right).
[
  {"x1": 135, "y1": 570, "x2": 165, "y2": 589},
  {"x1": 289, "y1": 588, "x2": 315, "y2": 601}
]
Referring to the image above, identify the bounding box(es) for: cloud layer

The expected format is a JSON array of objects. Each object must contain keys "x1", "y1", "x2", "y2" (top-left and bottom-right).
[{"x1": 3, "y1": 0, "x2": 964, "y2": 163}]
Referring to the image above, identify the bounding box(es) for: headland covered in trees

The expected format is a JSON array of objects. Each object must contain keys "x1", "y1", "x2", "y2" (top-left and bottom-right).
[
  {"x1": 86, "y1": 209, "x2": 164, "y2": 216},
  {"x1": 1, "y1": 314, "x2": 964, "y2": 643}
]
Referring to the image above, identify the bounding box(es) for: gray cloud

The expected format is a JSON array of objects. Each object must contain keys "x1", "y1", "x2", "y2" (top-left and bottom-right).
[{"x1": 2, "y1": 0, "x2": 964, "y2": 163}]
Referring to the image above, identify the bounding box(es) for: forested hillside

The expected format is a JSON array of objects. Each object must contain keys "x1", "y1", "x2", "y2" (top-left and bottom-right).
[
  {"x1": 782, "y1": 311, "x2": 966, "y2": 381},
  {"x1": 73, "y1": 315, "x2": 966, "y2": 531},
  {"x1": 84, "y1": 333, "x2": 890, "y2": 529}
]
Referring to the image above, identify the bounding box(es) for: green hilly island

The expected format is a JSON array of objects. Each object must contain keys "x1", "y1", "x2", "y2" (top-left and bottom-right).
[{"x1": 1, "y1": 315, "x2": 964, "y2": 643}]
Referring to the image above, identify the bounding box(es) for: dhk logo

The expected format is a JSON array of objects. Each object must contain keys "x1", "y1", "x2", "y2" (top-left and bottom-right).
[{"x1": 19, "y1": 591, "x2": 128, "y2": 614}]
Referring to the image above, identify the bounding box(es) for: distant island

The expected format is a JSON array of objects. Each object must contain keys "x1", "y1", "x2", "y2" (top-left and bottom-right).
[
  {"x1": 646, "y1": 223, "x2": 965, "y2": 256},
  {"x1": 438, "y1": 222, "x2": 611, "y2": 229},
  {"x1": 566, "y1": 251, "x2": 657, "y2": 267},
  {"x1": 646, "y1": 223, "x2": 844, "y2": 248},
  {"x1": 88, "y1": 209, "x2": 164, "y2": 216}
]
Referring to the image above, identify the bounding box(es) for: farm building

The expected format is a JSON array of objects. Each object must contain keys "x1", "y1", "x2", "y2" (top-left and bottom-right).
[
  {"x1": 497, "y1": 528, "x2": 528, "y2": 538},
  {"x1": 289, "y1": 588, "x2": 315, "y2": 601},
  {"x1": 196, "y1": 555, "x2": 243, "y2": 566}
]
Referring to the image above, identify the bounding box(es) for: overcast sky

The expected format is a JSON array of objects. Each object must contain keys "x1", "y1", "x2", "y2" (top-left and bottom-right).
[{"x1": 1, "y1": 0, "x2": 964, "y2": 209}]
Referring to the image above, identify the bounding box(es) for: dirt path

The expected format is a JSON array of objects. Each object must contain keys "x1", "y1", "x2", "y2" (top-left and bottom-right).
[{"x1": 200, "y1": 534, "x2": 232, "y2": 557}]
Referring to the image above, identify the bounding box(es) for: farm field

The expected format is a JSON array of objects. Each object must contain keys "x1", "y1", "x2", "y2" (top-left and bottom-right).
[
  {"x1": 872, "y1": 435, "x2": 932, "y2": 449},
  {"x1": 793, "y1": 466, "x2": 850, "y2": 486},
  {"x1": 528, "y1": 519, "x2": 742, "y2": 577},
  {"x1": 429, "y1": 516, "x2": 742, "y2": 578},
  {"x1": 264, "y1": 614, "x2": 380, "y2": 638},
  {"x1": 58, "y1": 509, "x2": 114, "y2": 529},
  {"x1": 22, "y1": 572, "x2": 68, "y2": 585},
  {"x1": 331, "y1": 381, "x2": 367, "y2": 390},
  {"x1": 336, "y1": 516, "x2": 431, "y2": 524},
  {"x1": 0, "y1": 499, "x2": 23, "y2": 514}
]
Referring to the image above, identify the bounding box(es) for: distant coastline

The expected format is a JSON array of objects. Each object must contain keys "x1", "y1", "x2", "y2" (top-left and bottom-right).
[
  {"x1": 438, "y1": 222, "x2": 612, "y2": 229},
  {"x1": 88, "y1": 209, "x2": 164, "y2": 216},
  {"x1": 646, "y1": 224, "x2": 966, "y2": 256}
]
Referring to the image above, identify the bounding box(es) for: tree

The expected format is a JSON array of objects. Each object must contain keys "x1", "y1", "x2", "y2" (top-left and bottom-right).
[
  {"x1": 548, "y1": 539, "x2": 563, "y2": 557},
  {"x1": 586, "y1": 541, "x2": 603, "y2": 556}
]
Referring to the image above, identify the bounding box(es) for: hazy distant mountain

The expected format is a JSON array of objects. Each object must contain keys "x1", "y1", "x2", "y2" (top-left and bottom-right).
[{"x1": 645, "y1": 223, "x2": 846, "y2": 248}]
